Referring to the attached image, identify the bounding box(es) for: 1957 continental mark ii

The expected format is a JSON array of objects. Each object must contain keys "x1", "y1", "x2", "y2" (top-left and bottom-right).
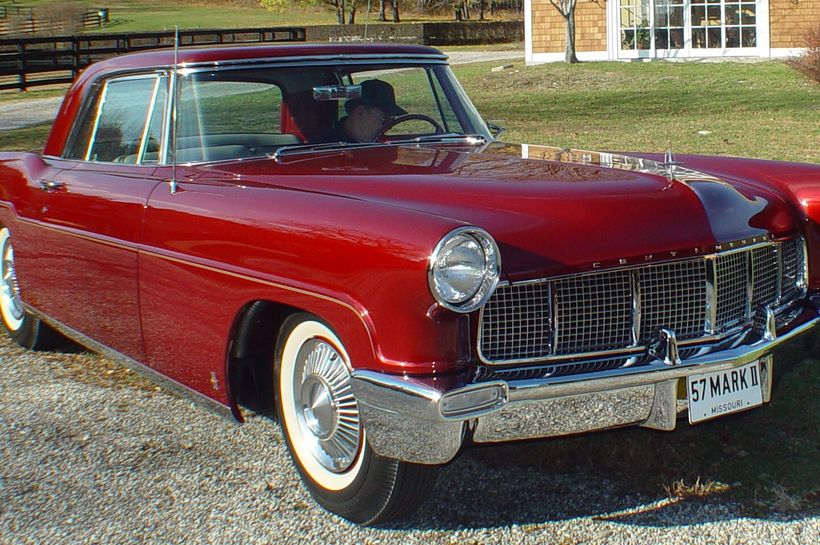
[{"x1": 0, "y1": 44, "x2": 818, "y2": 524}]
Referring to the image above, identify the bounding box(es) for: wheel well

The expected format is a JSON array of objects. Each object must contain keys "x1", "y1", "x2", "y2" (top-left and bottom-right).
[{"x1": 227, "y1": 300, "x2": 300, "y2": 417}]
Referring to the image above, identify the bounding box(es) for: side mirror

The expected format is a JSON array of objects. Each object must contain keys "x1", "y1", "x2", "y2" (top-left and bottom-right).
[
  {"x1": 486, "y1": 120, "x2": 506, "y2": 139},
  {"x1": 313, "y1": 85, "x2": 362, "y2": 101}
]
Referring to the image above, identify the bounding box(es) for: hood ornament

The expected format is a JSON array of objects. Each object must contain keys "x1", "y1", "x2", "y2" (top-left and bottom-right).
[{"x1": 661, "y1": 149, "x2": 681, "y2": 180}]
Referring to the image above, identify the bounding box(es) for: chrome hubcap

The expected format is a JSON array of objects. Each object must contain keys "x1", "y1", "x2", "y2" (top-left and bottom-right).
[
  {"x1": 293, "y1": 339, "x2": 361, "y2": 473},
  {"x1": 302, "y1": 375, "x2": 336, "y2": 439},
  {"x1": 1, "y1": 240, "x2": 24, "y2": 324}
]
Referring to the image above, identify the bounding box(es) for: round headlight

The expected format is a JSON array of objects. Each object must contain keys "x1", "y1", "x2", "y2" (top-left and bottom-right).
[{"x1": 428, "y1": 227, "x2": 501, "y2": 313}]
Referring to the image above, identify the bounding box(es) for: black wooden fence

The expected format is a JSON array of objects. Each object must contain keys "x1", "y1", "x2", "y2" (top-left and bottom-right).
[
  {"x1": 0, "y1": 27, "x2": 306, "y2": 92},
  {"x1": 0, "y1": 7, "x2": 112, "y2": 37}
]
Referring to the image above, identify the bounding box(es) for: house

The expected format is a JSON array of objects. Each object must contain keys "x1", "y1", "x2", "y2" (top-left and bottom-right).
[{"x1": 525, "y1": 0, "x2": 818, "y2": 62}]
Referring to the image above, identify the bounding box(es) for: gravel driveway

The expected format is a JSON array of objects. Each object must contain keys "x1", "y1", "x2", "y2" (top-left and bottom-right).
[{"x1": 1, "y1": 334, "x2": 817, "y2": 545}]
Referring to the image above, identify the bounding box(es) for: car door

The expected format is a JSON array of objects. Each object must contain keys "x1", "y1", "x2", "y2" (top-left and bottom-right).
[{"x1": 27, "y1": 73, "x2": 168, "y2": 362}]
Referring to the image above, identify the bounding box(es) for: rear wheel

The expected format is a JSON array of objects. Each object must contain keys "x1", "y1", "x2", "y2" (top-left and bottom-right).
[
  {"x1": 0, "y1": 227, "x2": 60, "y2": 350},
  {"x1": 275, "y1": 314, "x2": 436, "y2": 524}
]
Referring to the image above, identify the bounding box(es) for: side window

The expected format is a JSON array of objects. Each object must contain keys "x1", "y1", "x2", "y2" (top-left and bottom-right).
[
  {"x1": 178, "y1": 77, "x2": 283, "y2": 136},
  {"x1": 65, "y1": 75, "x2": 166, "y2": 163},
  {"x1": 176, "y1": 75, "x2": 286, "y2": 162}
]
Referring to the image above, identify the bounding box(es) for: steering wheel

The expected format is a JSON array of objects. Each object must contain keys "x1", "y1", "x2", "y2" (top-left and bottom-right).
[{"x1": 375, "y1": 114, "x2": 444, "y2": 139}]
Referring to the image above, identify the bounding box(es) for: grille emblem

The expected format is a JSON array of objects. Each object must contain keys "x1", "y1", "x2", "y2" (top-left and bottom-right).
[{"x1": 649, "y1": 328, "x2": 681, "y2": 366}]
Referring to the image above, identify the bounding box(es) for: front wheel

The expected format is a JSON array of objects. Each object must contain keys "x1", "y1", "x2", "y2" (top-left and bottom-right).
[
  {"x1": 275, "y1": 314, "x2": 436, "y2": 524},
  {"x1": 0, "y1": 227, "x2": 60, "y2": 350}
]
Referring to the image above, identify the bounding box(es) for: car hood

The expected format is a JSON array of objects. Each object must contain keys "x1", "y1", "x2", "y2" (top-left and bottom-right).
[{"x1": 206, "y1": 142, "x2": 798, "y2": 279}]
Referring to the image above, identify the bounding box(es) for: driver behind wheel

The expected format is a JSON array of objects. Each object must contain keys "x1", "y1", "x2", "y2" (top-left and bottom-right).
[{"x1": 321, "y1": 79, "x2": 407, "y2": 143}]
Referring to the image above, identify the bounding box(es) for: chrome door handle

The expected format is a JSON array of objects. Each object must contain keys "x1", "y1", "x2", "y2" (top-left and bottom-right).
[{"x1": 39, "y1": 179, "x2": 66, "y2": 192}]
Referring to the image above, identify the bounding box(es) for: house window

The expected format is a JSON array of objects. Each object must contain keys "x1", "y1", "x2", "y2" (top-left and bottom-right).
[
  {"x1": 621, "y1": 0, "x2": 651, "y2": 50},
  {"x1": 654, "y1": 0, "x2": 685, "y2": 49},
  {"x1": 618, "y1": 0, "x2": 758, "y2": 52}
]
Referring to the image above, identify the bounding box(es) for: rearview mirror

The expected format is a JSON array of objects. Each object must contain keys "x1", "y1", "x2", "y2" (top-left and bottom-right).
[{"x1": 313, "y1": 85, "x2": 362, "y2": 101}]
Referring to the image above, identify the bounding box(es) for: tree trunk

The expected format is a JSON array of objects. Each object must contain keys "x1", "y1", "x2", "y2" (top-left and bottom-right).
[
  {"x1": 348, "y1": 5, "x2": 356, "y2": 24},
  {"x1": 391, "y1": 0, "x2": 400, "y2": 23},
  {"x1": 479, "y1": 0, "x2": 486, "y2": 20},
  {"x1": 564, "y1": 11, "x2": 579, "y2": 63},
  {"x1": 378, "y1": 0, "x2": 386, "y2": 21},
  {"x1": 337, "y1": 0, "x2": 345, "y2": 24}
]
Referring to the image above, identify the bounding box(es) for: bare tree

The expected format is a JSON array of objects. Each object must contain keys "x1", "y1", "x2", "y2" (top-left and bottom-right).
[
  {"x1": 378, "y1": 0, "x2": 387, "y2": 21},
  {"x1": 391, "y1": 0, "x2": 400, "y2": 22},
  {"x1": 549, "y1": 0, "x2": 579, "y2": 63}
]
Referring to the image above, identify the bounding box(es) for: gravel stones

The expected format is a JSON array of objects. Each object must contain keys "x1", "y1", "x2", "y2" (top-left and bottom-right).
[{"x1": 1, "y1": 336, "x2": 817, "y2": 544}]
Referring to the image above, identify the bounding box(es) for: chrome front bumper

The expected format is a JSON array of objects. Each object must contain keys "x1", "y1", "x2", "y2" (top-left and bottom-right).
[{"x1": 350, "y1": 312, "x2": 819, "y2": 465}]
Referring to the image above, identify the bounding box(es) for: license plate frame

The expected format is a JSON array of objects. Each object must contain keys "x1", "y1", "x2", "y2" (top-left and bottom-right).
[{"x1": 686, "y1": 361, "x2": 764, "y2": 424}]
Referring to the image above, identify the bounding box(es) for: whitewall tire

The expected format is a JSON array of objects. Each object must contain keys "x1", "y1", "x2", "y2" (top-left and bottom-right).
[{"x1": 275, "y1": 313, "x2": 436, "y2": 524}]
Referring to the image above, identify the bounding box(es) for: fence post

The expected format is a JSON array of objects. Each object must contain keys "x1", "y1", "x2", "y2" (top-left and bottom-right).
[
  {"x1": 16, "y1": 39, "x2": 27, "y2": 91},
  {"x1": 71, "y1": 35, "x2": 80, "y2": 80}
]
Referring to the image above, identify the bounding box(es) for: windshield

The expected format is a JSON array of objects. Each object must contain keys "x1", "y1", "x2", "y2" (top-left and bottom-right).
[{"x1": 175, "y1": 62, "x2": 490, "y2": 162}]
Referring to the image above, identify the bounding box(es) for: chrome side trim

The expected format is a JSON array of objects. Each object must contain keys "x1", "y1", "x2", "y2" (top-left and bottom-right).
[
  {"x1": 16, "y1": 217, "x2": 378, "y2": 358},
  {"x1": 25, "y1": 304, "x2": 238, "y2": 422}
]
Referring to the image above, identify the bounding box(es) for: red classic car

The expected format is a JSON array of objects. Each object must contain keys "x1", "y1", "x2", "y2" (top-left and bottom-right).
[{"x1": 0, "y1": 44, "x2": 818, "y2": 524}]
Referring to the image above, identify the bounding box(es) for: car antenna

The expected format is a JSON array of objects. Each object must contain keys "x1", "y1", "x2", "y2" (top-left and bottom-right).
[
  {"x1": 170, "y1": 26, "x2": 179, "y2": 194},
  {"x1": 363, "y1": 0, "x2": 371, "y2": 41}
]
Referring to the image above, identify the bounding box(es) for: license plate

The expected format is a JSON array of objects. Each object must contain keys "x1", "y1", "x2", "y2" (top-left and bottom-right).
[{"x1": 687, "y1": 361, "x2": 764, "y2": 424}]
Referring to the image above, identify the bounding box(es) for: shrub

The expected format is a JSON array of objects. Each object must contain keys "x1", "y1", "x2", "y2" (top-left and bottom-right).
[
  {"x1": 33, "y1": 1, "x2": 83, "y2": 36},
  {"x1": 787, "y1": 24, "x2": 820, "y2": 83}
]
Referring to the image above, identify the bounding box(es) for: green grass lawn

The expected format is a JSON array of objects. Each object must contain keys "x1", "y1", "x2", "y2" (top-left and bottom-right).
[
  {"x1": 7, "y1": 0, "x2": 518, "y2": 33},
  {"x1": 5, "y1": 0, "x2": 336, "y2": 32},
  {"x1": 457, "y1": 59, "x2": 820, "y2": 163}
]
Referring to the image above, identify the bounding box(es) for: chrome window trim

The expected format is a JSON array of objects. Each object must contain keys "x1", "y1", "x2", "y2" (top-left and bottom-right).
[
  {"x1": 174, "y1": 53, "x2": 449, "y2": 70},
  {"x1": 477, "y1": 237, "x2": 807, "y2": 366},
  {"x1": 80, "y1": 73, "x2": 165, "y2": 165},
  {"x1": 161, "y1": 70, "x2": 176, "y2": 166},
  {"x1": 136, "y1": 76, "x2": 162, "y2": 165},
  {"x1": 83, "y1": 81, "x2": 109, "y2": 161}
]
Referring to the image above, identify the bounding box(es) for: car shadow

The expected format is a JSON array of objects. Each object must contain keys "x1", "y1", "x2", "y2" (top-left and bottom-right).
[{"x1": 383, "y1": 343, "x2": 819, "y2": 530}]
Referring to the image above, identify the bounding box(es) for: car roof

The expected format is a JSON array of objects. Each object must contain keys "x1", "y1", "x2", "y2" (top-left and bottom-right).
[{"x1": 88, "y1": 43, "x2": 446, "y2": 71}]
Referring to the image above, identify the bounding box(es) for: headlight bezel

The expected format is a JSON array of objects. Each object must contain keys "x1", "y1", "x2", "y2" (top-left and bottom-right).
[{"x1": 427, "y1": 226, "x2": 501, "y2": 313}]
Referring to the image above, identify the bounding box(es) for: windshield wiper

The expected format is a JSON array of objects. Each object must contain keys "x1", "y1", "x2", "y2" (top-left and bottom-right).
[
  {"x1": 272, "y1": 141, "x2": 384, "y2": 162},
  {"x1": 391, "y1": 133, "x2": 489, "y2": 146},
  {"x1": 271, "y1": 134, "x2": 488, "y2": 163}
]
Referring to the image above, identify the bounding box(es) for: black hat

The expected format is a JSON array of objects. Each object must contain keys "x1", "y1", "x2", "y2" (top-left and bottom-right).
[{"x1": 346, "y1": 79, "x2": 407, "y2": 116}]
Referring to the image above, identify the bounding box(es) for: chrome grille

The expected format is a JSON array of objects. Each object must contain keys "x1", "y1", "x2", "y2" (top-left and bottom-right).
[
  {"x1": 478, "y1": 237, "x2": 806, "y2": 365},
  {"x1": 751, "y1": 245, "x2": 779, "y2": 308},
  {"x1": 553, "y1": 271, "x2": 632, "y2": 355},
  {"x1": 639, "y1": 259, "x2": 707, "y2": 343},
  {"x1": 714, "y1": 251, "x2": 750, "y2": 331},
  {"x1": 480, "y1": 282, "x2": 551, "y2": 361},
  {"x1": 780, "y1": 238, "x2": 804, "y2": 304}
]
